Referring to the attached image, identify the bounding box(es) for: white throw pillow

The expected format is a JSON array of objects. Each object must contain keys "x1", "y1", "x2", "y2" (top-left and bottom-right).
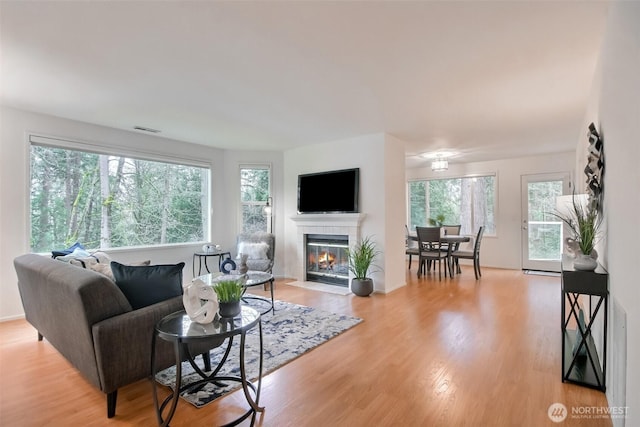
[{"x1": 237, "y1": 242, "x2": 269, "y2": 260}]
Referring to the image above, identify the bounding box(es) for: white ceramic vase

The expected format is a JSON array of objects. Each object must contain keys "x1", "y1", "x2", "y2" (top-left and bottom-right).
[{"x1": 573, "y1": 253, "x2": 597, "y2": 271}]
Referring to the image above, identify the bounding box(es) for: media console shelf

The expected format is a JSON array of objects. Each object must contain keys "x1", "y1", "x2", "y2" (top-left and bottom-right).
[{"x1": 561, "y1": 255, "x2": 608, "y2": 392}]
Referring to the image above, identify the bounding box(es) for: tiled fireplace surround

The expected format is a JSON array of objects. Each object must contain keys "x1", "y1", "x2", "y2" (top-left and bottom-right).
[{"x1": 290, "y1": 213, "x2": 366, "y2": 284}]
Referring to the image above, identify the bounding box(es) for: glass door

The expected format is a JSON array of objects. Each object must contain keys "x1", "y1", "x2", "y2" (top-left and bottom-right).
[{"x1": 521, "y1": 173, "x2": 571, "y2": 272}]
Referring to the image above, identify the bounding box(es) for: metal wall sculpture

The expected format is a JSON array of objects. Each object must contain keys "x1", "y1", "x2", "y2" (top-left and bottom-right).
[{"x1": 585, "y1": 123, "x2": 604, "y2": 212}]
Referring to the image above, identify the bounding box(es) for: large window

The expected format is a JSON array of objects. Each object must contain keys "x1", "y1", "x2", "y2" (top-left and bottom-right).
[
  {"x1": 30, "y1": 142, "x2": 210, "y2": 253},
  {"x1": 408, "y1": 175, "x2": 496, "y2": 236},
  {"x1": 240, "y1": 165, "x2": 271, "y2": 233}
]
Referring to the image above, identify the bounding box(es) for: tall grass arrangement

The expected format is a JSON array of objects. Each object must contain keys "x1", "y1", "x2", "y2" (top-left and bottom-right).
[
  {"x1": 552, "y1": 194, "x2": 602, "y2": 255},
  {"x1": 346, "y1": 236, "x2": 380, "y2": 279},
  {"x1": 213, "y1": 280, "x2": 245, "y2": 303}
]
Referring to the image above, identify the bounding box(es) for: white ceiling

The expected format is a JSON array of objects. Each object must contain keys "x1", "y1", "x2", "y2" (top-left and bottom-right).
[{"x1": 0, "y1": 1, "x2": 609, "y2": 167}]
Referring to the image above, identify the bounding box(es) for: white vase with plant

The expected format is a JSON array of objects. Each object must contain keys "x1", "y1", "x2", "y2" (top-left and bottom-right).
[{"x1": 553, "y1": 194, "x2": 602, "y2": 271}]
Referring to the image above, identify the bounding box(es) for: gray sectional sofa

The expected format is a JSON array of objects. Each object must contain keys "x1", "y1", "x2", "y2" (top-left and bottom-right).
[{"x1": 13, "y1": 253, "x2": 208, "y2": 418}]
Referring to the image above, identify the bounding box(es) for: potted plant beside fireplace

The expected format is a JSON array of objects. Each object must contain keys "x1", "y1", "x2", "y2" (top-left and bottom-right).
[{"x1": 346, "y1": 235, "x2": 380, "y2": 297}]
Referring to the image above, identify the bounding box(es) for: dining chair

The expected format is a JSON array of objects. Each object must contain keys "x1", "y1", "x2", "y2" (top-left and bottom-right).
[
  {"x1": 405, "y1": 225, "x2": 419, "y2": 270},
  {"x1": 441, "y1": 224, "x2": 461, "y2": 271},
  {"x1": 416, "y1": 226, "x2": 448, "y2": 280},
  {"x1": 451, "y1": 226, "x2": 485, "y2": 280}
]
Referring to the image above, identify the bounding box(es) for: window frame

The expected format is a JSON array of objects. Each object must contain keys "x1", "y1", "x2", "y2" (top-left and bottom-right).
[
  {"x1": 238, "y1": 163, "x2": 272, "y2": 234},
  {"x1": 407, "y1": 172, "x2": 498, "y2": 237},
  {"x1": 28, "y1": 133, "x2": 213, "y2": 252}
]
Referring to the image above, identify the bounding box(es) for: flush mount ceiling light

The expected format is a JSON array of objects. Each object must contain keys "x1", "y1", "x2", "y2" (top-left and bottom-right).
[
  {"x1": 419, "y1": 151, "x2": 457, "y2": 160},
  {"x1": 133, "y1": 126, "x2": 161, "y2": 133},
  {"x1": 431, "y1": 157, "x2": 449, "y2": 171},
  {"x1": 419, "y1": 151, "x2": 456, "y2": 171}
]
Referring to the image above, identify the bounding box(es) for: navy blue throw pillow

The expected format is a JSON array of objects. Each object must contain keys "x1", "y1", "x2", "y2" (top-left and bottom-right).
[
  {"x1": 111, "y1": 261, "x2": 185, "y2": 310},
  {"x1": 52, "y1": 241, "x2": 85, "y2": 258}
]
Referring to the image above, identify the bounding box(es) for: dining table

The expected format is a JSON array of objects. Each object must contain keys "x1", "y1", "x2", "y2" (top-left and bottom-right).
[{"x1": 409, "y1": 233, "x2": 471, "y2": 277}]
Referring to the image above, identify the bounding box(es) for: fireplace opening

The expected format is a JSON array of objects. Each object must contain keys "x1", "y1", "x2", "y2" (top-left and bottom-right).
[{"x1": 306, "y1": 234, "x2": 349, "y2": 287}]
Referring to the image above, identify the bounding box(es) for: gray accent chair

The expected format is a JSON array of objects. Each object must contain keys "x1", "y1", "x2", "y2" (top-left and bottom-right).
[
  {"x1": 13, "y1": 254, "x2": 213, "y2": 418},
  {"x1": 236, "y1": 232, "x2": 275, "y2": 273}
]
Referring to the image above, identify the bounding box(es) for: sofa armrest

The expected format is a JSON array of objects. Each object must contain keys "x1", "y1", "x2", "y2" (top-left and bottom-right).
[
  {"x1": 14, "y1": 254, "x2": 133, "y2": 389},
  {"x1": 92, "y1": 296, "x2": 185, "y2": 393}
]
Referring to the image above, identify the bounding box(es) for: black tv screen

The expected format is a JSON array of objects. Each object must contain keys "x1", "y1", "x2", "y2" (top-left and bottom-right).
[{"x1": 297, "y1": 168, "x2": 359, "y2": 214}]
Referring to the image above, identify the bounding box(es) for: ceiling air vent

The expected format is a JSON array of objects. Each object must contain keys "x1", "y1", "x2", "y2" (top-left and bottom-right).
[{"x1": 133, "y1": 126, "x2": 161, "y2": 133}]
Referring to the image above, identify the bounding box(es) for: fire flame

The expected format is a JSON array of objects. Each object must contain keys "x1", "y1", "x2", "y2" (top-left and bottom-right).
[{"x1": 309, "y1": 251, "x2": 336, "y2": 270}]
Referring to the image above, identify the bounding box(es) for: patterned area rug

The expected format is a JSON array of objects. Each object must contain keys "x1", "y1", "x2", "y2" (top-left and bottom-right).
[{"x1": 155, "y1": 297, "x2": 362, "y2": 408}]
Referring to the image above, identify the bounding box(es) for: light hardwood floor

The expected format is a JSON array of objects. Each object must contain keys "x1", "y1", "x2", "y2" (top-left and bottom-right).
[{"x1": 0, "y1": 264, "x2": 611, "y2": 427}]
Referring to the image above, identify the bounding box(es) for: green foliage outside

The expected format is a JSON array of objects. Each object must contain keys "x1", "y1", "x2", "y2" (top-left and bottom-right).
[
  {"x1": 240, "y1": 167, "x2": 270, "y2": 233},
  {"x1": 408, "y1": 176, "x2": 495, "y2": 236},
  {"x1": 528, "y1": 181, "x2": 563, "y2": 260},
  {"x1": 30, "y1": 145, "x2": 208, "y2": 253}
]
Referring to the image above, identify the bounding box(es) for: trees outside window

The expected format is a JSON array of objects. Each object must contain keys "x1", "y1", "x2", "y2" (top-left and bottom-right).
[
  {"x1": 408, "y1": 175, "x2": 496, "y2": 236},
  {"x1": 240, "y1": 166, "x2": 271, "y2": 233},
  {"x1": 30, "y1": 144, "x2": 209, "y2": 253}
]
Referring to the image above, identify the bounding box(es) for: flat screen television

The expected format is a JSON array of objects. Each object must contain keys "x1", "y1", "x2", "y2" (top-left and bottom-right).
[{"x1": 297, "y1": 168, "x2": 360, "y2": 214}]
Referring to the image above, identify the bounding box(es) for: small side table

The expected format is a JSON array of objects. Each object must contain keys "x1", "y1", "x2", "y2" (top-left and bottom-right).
[
  {"x1": 243, "y1": 271, "x2": 276, "y2": 315},
  {"x1": 151, "y1": 307, "x2": 264, "y2": 426},
  {"x1": 193, "y1": 251, "x2": 231, "y2": 277}
]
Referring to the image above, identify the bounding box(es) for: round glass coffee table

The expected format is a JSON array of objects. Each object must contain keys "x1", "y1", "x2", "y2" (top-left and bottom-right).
[
  {"x1": 151, "y1": 307, "x2": 264, "y2": 427},
  {"x1": 242, "y1": 271, "x2": 275, "y2": 314}
]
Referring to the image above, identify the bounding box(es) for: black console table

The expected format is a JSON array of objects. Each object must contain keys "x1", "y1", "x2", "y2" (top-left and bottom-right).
[{"x1": 561, "y1": 255, "x2": 608, "y2": 392}]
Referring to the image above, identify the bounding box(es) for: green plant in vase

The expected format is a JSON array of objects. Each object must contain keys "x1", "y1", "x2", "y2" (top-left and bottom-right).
[
  {"x1": 345, "y1": 235, "x2": 381, "y2": 297},
  {"x1": 213, "y1": 279, "x2": 245, "y2": 318},
  {"x1": 428, "y1": 213, "x2": 446, "y2": 227},
  {"x1": 552, "y1": 194, "x2": 602, "y2": 271}
]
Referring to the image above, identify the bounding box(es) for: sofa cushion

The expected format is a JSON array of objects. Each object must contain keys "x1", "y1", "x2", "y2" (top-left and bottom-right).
[
  {"x1": 90, "y1": 259, "x2": 151, "y2": 281},
  {"x1": 67, "y1": 251, "x2": 111, "y2": 268},
  {"x1": 237, "y1": 242, "x2": 269, "y2": 260},
  {"x1": 51, "y1": 241, "x2": 86, "y2": 258},
  {"x1": 111, "y1": 262, "x2": 184, "y2": 309}
]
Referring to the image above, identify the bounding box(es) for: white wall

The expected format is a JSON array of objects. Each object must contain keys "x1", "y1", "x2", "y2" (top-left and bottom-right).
[
  {"x1": 586, "y1": 1, "x2": 639, "y2": 424},
  {"x1": 283, "y1": 133, "x2": 406, "y2": 293},
  {"x1": 406, "y1": 151, "x2": 575, "y2": 270}
]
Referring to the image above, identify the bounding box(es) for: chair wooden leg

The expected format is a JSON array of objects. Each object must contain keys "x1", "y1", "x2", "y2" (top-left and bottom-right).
[
  {"x1": 408, "y1": 254, "x2": 412, "y2": 270},
  {"x1": 473, "y1": 258, "x2": 480, "y2": 280}
]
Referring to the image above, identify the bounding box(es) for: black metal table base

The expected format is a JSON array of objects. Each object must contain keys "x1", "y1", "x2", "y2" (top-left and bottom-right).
[
  {"x1": 243, "y1": 278, "x2": 275, "y2": 315},
  {"x1": 152, "y1": 317, "x2": 264, "y2": 426}
]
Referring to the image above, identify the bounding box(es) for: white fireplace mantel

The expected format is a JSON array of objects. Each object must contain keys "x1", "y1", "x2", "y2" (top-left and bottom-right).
[
  {"x1": 290, "y1": 213, "x2": 366, "y2": 282},
  {"x1": 290, "y1": 213, "x2": 366, "y2": 227}
]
